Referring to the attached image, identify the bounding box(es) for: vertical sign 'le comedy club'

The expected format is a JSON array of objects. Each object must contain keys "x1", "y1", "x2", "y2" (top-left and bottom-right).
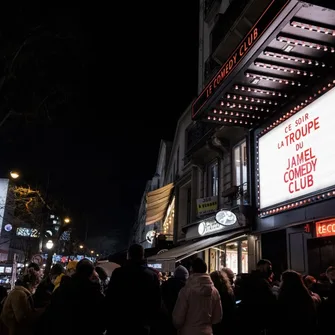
[{"x1": 279, "y1": 113, "x2": 320, "y2": 194}]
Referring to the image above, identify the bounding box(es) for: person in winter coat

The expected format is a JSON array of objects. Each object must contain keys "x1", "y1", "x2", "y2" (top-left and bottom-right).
[
  {"x1": 161, "y1": 265, "x2": 189, "y2": 315},
  {"x1": 210, "y1": 270, "x2": 236, "y2": 335},
  {"x1": 172, "y1": 258, "x2": 222, "y2": 335},
  {"x1": 105, "y1": 244, "x2": 161, "y2": 335},
  {"x1": 1, "y1": 268, "x2": 43, "y2": 335},
  {"x1": 237, "y1": 259, "x2": 277, "y2": 334},
  {"x1": 318, "y1": 266, "x2": 335, "y2": 334},
  {"x1": 276, "y1": 270, "x2": 317, "y2": 335},
  {"x1": 161, "y1": 265, "x2": 189, "y2": 335},
  {"x1": 33, "y1": 263, "x2": 64, "y2": 308}
]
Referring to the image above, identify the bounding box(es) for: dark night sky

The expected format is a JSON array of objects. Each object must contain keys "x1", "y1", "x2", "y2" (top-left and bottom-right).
[{"x1": 0, "y1": 3, "x2": 199, "y2": 251}]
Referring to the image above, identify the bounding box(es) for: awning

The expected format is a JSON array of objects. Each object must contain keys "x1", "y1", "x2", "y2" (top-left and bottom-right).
[
  {"x1": 192, "y1": 0, "x2": 335, "y2": 127},
  {"x1": 146, "y1": 183, "x2": 174, "y2": 225},
  {"x1": 147, "y1": 230, "x2": 248, "y2": 272}
]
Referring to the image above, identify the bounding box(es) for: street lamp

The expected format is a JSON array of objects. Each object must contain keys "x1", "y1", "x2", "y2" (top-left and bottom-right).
[
  {"x1": 64, "y1": 217, "x2": 71, "y2": 224},
  {"x1": 10, "y1": 171, "x2": 20, "y2": 179},
  {"x1": 79, "y1": 245, "x2": 84, "y2": 249},
  {"x1": 90, "y1": 250, "x2": 94, "y2": 254},
  {"x1": 46, "y1": 240, "x2": 54, "y2": 250}
]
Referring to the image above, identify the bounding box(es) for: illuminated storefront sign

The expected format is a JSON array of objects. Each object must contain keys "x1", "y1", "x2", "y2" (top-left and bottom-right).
[
  {"x1": 146, "y1": 230, "x2": 156, "y2": 244},
  {"x1": 259, "y1": 86, "x2": 335, "y2": 209},
  {"x1": 215, "y1": 210, "x2": 237, "y2": 226},
  {"x1": 198, "y1": 220, "x2": 224, "y2": 236},
  {"x1": 16, "y1": 228, "x2": 39, "y2": 238},
  {"x1": 316, "y1": 219, "x2": 335, "y2": 238},
  {"x1": 196, "y1": 196, "x2": 218, "y2": 217},
  {"x1": 198, "y1": 210, "x2": 237, "y2": 236},
  {"x1": 192, "y1": 0, "x2": 290, "y2": 119}
]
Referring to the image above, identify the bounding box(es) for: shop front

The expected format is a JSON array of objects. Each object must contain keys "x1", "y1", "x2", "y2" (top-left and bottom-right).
[
  {"x1": 190, "y1": 0, "x2": 335, "y2": 276},
  {"x1": 147, "y1": 208, "x2": 252, "y2": 274}
]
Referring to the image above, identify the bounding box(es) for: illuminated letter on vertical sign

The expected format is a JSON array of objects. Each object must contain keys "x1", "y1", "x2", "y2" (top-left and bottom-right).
[{"x1": 316, "y1": 219, "x2": 335, "y2": 238}]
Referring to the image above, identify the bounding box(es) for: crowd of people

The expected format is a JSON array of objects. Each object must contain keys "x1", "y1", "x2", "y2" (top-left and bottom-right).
[{"x1": 0, "y1": 244, "x2": 334, "y2": 335}]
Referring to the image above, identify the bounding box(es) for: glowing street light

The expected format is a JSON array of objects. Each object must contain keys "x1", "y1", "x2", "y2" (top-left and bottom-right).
[
  {"x1": 64, "y1": 217, "x2": 71, "y2": 224},
  {"x1": 10, "y1": 171, "x2": 20, "y2": 179},
  {"x1": 79, "y1": 245, "x2": 84, "y2": 249},
  {"x1": 90, "y1": 250, "x2": 94, "y2": 254},
  {"x1": 46, "y1": 240, "x2": 54, "y2": 250}
]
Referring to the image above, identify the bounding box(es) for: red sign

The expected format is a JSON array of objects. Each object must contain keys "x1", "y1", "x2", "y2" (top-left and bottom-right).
[
  {"x1": 316, "y1": 219, "x2": 335, "y2": 238},
  {"x1": 192, "y1": 0, "x2": 290, "y2": 119}
]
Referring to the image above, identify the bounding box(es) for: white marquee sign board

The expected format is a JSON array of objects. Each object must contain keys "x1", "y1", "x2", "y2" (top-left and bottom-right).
[{"x1": 259, "y1": 87, "x2": 335, "y2": 209}]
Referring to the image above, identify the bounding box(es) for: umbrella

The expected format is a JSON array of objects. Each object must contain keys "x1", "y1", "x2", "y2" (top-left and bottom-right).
[{"x1": 96, "y1": 261, "x2": 120, "y2": 277}]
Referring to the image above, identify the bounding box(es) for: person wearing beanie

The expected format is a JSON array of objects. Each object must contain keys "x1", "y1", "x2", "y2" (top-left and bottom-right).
[
  {"x1": 161, "y1": 265, "x2": 190, "y2": 335},
  {"x1": 174, "y1": 265, "x2": 189, "y2": 282}
]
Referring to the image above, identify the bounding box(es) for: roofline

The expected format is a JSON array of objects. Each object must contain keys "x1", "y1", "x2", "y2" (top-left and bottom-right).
[{"x1": 166, "y1": 100, "x2": 194, "y2": 175}]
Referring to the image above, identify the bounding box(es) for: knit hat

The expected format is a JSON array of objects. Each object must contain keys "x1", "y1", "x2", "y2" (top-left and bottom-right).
[{"x1": 174, "y1": 265, "x2": 189, "y2": 281}]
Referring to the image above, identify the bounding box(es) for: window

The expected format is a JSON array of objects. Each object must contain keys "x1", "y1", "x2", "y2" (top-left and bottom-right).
[
  {"x1": 241, "y1": 240, "x2": 248, "y2": 273},
  {"x1": 186, "y1": 188, "x2": 192, "y2": 225},
  {"x1": 233, "y1": 141, "x2": 247, "y2": 204},
  {"x1": 209, "y1": 162, "x2": 219, "y2": 196},
  {"x1": 226, "y1": 242, "x2": 238, "y2": 275}
]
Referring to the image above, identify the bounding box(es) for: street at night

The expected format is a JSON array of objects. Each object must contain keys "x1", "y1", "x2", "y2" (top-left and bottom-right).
[{"x1": 0, "y1": 1, "x2": 335, "y2": 335}]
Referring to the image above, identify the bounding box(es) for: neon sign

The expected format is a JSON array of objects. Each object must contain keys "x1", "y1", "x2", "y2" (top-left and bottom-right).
[
  {"x1": 192, "y1": 0, "x2": 290, "y2": 119},
  {"x1": 316, "y1": 219, "x2": 335, "y2": 238}
]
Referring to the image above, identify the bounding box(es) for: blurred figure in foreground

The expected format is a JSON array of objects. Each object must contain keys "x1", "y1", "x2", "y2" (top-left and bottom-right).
[
  {"x1": 95, "y1": 266, "x2": 109, "y2": 294},
  {"x1": 276, "y1": 270, "x2": 317, "y2": 335},
  {"x1": 210, "y1": 270, "x2": 236, "y2": 335},
  {"x1": 303, "y1": 275, "x2": 321, "y2": 306},
  {"x1": 44, "y1": 259, "x2": 105, "y2": 335},
  {"x1": 318, "y1": 266, "x2": 335, "y2": 334},
  {"x1": 161, "y1": 265, "x2": 189, "y2": 335},
  {"x1": 105, "y1": 244, "x2": 161, "y2": 335},
  {"x1": 237, "y1": 259, "x2": 277, "y2": 334}
]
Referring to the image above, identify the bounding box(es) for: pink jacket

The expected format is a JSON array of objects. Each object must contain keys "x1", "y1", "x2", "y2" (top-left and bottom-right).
[{"x1": 172, "y1": 273, "x2": 222, "y2": 335}]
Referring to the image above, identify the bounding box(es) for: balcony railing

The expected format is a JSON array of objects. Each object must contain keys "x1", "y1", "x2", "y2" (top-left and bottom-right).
[
  {"x1": 186, "y1": 122, "x2": 216, "y2": 154},
  {"x1": 223, "y1": 182, "x2": 249, "y2": 207},
  {"x1": 211, "y1": 0, "x2": 250, "y2": 57},
  {"x1": 204, "y1": 0, "x2": 222, "y2": 22}
]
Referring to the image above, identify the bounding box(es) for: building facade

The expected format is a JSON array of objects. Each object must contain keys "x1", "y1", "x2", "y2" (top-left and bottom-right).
[
  {"x1": 133, "y1": 140, "x2": 172, "y2": 250},
  {"x1": 190, "y1": 0, "x2": 335, "y2": 278},
  {"x1": 145, "y1": 0, "x2": 269, "y2": 274},
  {"x1": 144, "y1": 0, "x2": 335, "y2": 277}
]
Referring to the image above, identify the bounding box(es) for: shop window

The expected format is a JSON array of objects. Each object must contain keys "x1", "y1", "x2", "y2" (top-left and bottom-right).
[
  {"x1": 226, "y1": 242, "x2": 238, "y2": 275},
  {"x1": 203, "y1": 240, "x2": 248, "y2": 275},
  {"x1": 241, "y1": 240, "x2": 248, "y2": 273},
  {"x1": 209, "y1": 162, "x2": 219, "y2": 196},
  {"x1": 233, "y1": 141, "x2": 248, "y2": 204}
]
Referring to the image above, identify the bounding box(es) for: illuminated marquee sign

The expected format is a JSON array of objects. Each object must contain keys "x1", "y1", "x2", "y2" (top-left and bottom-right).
[
  {"x1": 259, "y1": 86, "x2": 335, "y2": 209},
  {"x1": 16, "y1": 227, "x2": 39, "y2": 238},
  {"x1": 192, "y1": 0, "x2": 290, "y2": 119},
  {"x1": 316, "y1": 219, "x2": 335, "y2": 238}
]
